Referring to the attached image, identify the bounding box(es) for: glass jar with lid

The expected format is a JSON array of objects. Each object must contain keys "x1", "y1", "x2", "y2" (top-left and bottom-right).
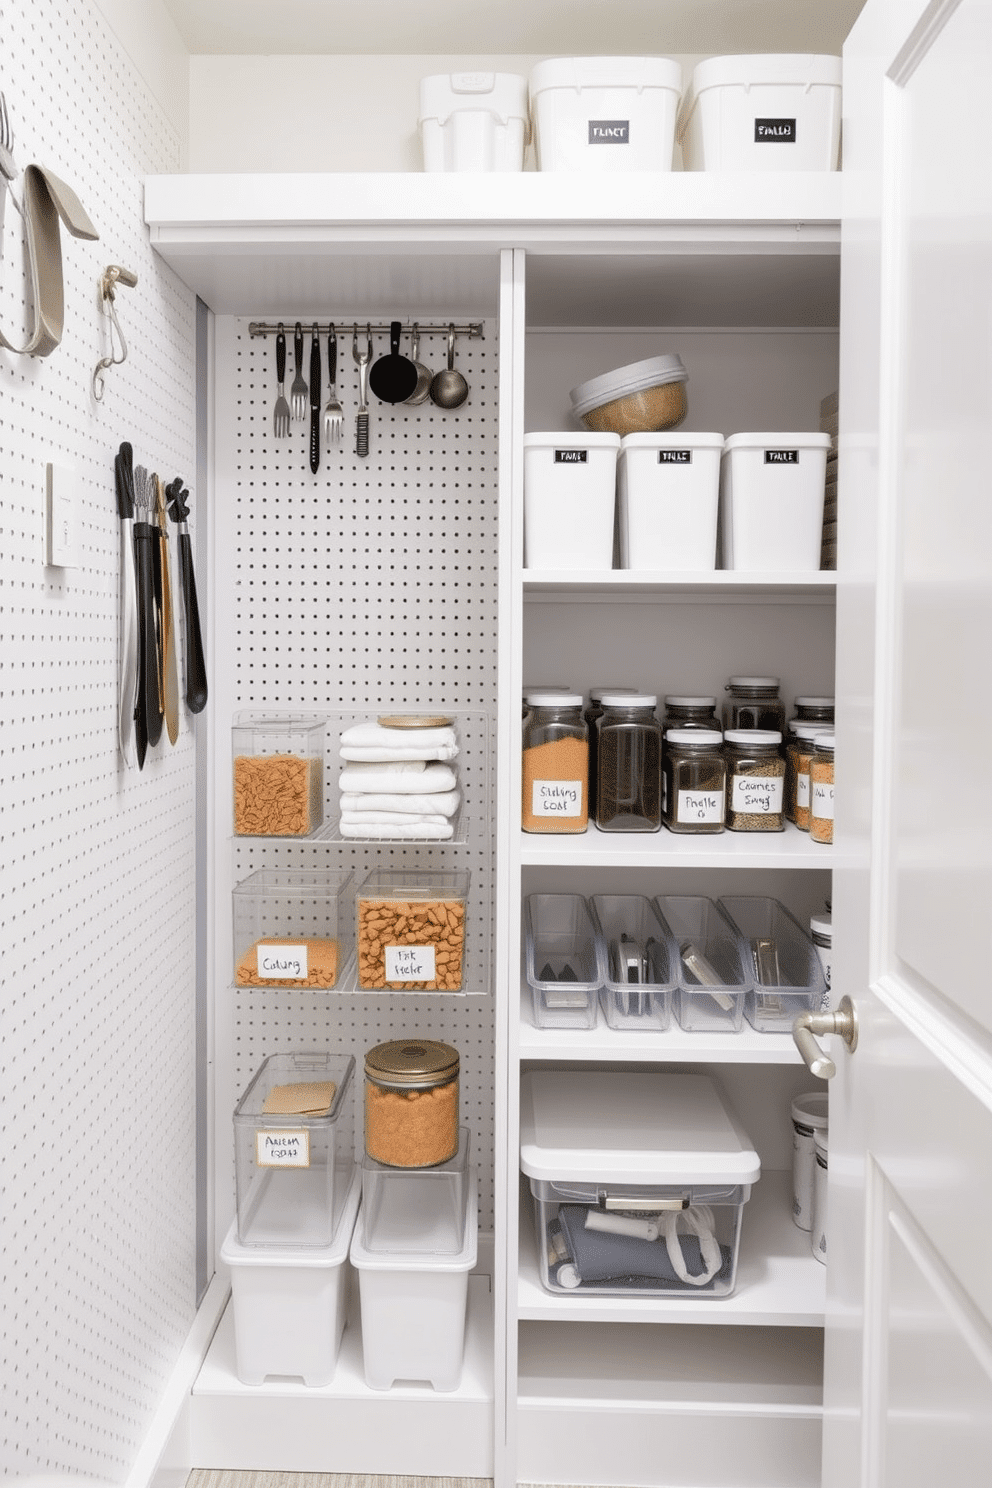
[
  {"x1": 809, "y1": 733, "x2": 835, "y2": 844},
  {"x1": 785, "y1": 722, "x2": 823, "y2": 828},
  {"x1": 810, "y1": 910, "x2": 832, "y2": 1001},
  {"x1": 724, "y1": 729, "x2": 786, "y2": 831},
  {"x1": 522, "y1": 683, "x2": 572, "y2": 719},
  {"x1": 522, "y1": 693, "x2": 588, "y2": 834},
  {"x1": 788, "y1": 695, "x2": 835, "y2": 730},
  {"x1": 584, "y1": 686, "x2": 639, "y2": 818},
  {"x1": 663, "y1": 695, "x2": 720, "y2": 731},
  {"x1": 595, "y1": 694, "x2": 663, "y2": 833},
  {"x1": 723, "y1": 676, "x2": 786, "y2": 733},
  {"x1": 364, "y1": 1039, "x2": 459, "y2": 1168},
  {"x1": 662, "y1": 729, "x2": 726, "y2": 834}
]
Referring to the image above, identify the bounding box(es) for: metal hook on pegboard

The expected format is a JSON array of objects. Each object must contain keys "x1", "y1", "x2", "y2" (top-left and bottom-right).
[{"x1": 92, "y1": 264, "x2": 138, "y2": 401}]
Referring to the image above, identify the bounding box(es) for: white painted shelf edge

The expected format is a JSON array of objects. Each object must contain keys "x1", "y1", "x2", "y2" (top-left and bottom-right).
[
  {"x1": 523, "y1": 570, "x2": 836, "y2": 600},
  {"x1": 520, "y1": 819, "x2": 834, "y2": 868}
]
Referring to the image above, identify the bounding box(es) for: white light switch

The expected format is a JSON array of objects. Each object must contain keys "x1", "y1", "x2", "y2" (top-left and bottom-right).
[{"x1": 46, "y1": 462, "x2": 80, "y2": 567}]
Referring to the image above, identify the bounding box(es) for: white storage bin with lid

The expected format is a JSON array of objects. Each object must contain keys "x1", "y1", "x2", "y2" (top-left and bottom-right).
[
  {"x1": 523, "y1": 432, "x2": 619, "y2": 570},
  {"x1": 520, "y1": 1071, "x2": 759, "y2": 1298},
  {"x1": 221, "y1": 1164, "x2": 360, "y2": 1387},
  {"x1": 618, "y1": 432, "x2": 723, "y2": 570},
  {"x1": 350, "y1": 1168, "x2": 478, "y2": 1391},
  {"x1": 419, "y1": 72, "x2": 529, "y2": 172},
  {"x1": 530, "y1": 56, "x2": 682, "y2": 172},
  {"x1": 677, "y1": 54, "x2": 843, "y2": 172},
  {"x1": 720, "y1": 433, "x2": 830, "y2": 571}
]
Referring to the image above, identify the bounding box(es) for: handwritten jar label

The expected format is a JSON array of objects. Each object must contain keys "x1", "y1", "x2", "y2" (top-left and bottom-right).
[
  {"x1": 532, "y1": 780, "x2": 583, "y2": 817},
  {"x1": 677, "y1": 789, "x2": 724, "y2": 824},
  {"x1": 812, "y1": 782, "x2": 835, "y2": 820},
  {"x1": 797, "y1": 773, "x2": 811, "y2": 808},
  {"x1": 256, "y1": 1130, "x2": 310, "y2": 1168},
  {"x1": 731, "y1": 774, "x2": 784, "y2": 814},
  {"x1": 385, "y1": 945, "x2": 437, "y2": 981},
  {"x1": 257, "y1": 943, "x2": 308, "y2": 979}
]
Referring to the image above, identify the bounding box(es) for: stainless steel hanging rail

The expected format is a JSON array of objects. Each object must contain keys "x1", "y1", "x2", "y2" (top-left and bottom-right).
[{"x1": 248, "y1": 321, "x2": 484, "y2": 340}]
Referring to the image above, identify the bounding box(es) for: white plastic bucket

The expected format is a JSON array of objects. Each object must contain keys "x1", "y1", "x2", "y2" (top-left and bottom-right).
[
  {"x1": 420, "y1": 72, "x2": 529, "y2": 172},
  {"x1": 811, "y1": 1129, "x2": 828, "y2": 1264},
  {"x1": 530, "y1": 56, "x2": 682, "y2": 172},
  {"x1": 719, "y1": 433, "x2": 830, "y2": 571},
  {"x1": 791, "y1": 1092, "x2": 828, "y2": 1232},
  {"x1": 677, "y1": 54, "x2": 842, "y2": 172},
  {"x1": 523, "y1": 432, "x2": 620, "y2": 570},
  {"x1": 618, "y1": 432, "x2": 723, "y2": 570}
]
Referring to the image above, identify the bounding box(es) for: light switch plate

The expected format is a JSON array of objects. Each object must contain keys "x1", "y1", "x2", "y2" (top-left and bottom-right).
[{"x1": 46, "y1": 462, "x2": 80, "y2": 567}]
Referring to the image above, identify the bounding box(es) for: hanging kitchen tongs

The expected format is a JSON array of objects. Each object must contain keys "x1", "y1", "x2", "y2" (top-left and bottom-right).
[
  {"x1": 165, "y1": 478, "x2": 208, "y2": 714},
  {"x1": 134, "y1": 464, "x2": 164, "y2": 760},
  {"x1": 114, "y1": 442, "x2": 139, "y2": 768}
]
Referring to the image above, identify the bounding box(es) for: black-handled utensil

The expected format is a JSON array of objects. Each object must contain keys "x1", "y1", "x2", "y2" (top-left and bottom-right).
[
  {"x1": 309, "y1": 322, "x2": 321, "y2": 473},
  {"x1": 369, "y1": 319, "x2": 418, "y2": 404},
  {"x1": 166, "y1": 477, "x2": 208, "y2": 714},
  {"x1": 133, "y1": 464, "x2": 163, "y2": 755},
  {"x1": 273, "y1": 324, "x2": 289, "y2": 436},
  {"x1": 115, "y1": 443, "x2": 139, "y2": 768}
]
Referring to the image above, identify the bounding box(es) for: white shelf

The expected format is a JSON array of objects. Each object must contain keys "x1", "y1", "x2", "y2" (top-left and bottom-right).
[
  {"x1": 517, "y1": 1171, "x2": 825, "y2": 1327},
  {"x1": 520, "y1": 819, "x2": 833, "y2": 869},
  {"x1": 518, "y1": 988, "x2": 804, "y2": 1063},
  {"x1": 523, "y1": 570, "x2": 837, "y2": 603}
]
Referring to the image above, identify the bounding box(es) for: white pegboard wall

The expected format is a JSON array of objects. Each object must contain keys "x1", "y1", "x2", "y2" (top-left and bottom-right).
[
  {"x1": 1, "y1": 1, "x2": 198, "y2": 1479},
  {"x1": 214, "y1": 317, "x2": 500, "y2": 1231}
]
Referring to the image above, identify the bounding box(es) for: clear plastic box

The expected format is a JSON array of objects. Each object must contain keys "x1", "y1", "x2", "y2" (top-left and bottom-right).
[
  {"x1": 232, "y1": 714, "x2": 325, "y2": 837},
  {"x1": 232, "y1": 868, "x2": 354, "y2": 990},
  {"x1": 355, "y1": 868, "x2": 470, "y2": 991},
  {"x1": 524, "y1": 893, "x2": 603, "y2": 1030},
  {"x1": 362, "y1": 1127, "x2": 471, "y2": 1255},
  {"x1": 233, "y1": 1051, "x2": 356, "y2": 1246},
  {"x1": 590, "y1": 894, "x2": 676, "y2": 1032},
  {"x1": 653, "y1": 895, "x2": 749, "y2": 1033},
  {"x1": 717, "y1": 895, "x2": 827, "y2": 1033}
]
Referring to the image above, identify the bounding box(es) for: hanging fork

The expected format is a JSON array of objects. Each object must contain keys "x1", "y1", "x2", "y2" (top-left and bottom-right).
[
  {"x1": 322, "y1": 324, "x2": 344, "y2": 445},
  {"x1": 352, "y1": 323, "x2": 372, "y2": 459}
]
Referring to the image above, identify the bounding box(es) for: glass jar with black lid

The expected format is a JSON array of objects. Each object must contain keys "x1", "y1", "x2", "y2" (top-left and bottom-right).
[
  {"x1": 662, "y1": 695, "x2": 720, "y2": 731},
  {"x1": 595, "y1": 694, "x2": 663, "y2": 833},
  {"x1": 723, "y1": 676, "x2": 786, "y2": 733},
  {"x1": 662, "y1": 729, "x2": 726, "y2": 834}
]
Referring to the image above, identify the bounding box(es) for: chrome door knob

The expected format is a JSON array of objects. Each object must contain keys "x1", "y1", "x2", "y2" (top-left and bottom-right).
[{"x1": 792, "y1": 995, "x2": 859, "y2": 1079}]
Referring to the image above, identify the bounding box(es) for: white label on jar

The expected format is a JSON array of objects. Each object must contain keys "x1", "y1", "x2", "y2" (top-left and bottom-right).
[
  {"x1": 812, "y1": 782, "x2": 835, "y2": 820},
  {"x1": 731, "y1": 774, "x2": 784, "y2": 814},
  {"x1": 385, "y1": 945, "x2": 437, "y2": 981},
  {"x1": 256, "y1": 1130, "x2": 310, "y2": 1168},
  {"x1": 532, "y1": 780, "x2": 583, "y2": 817},
  {"x1": 257, "y1": 943, "x2": 308, "y2": 979},
  {"x1": 797, "y1": 772, "x2": 811, "y2": 808},
  {"x1": 677, "y1": 789, "x2": 723, "y2": 824}
]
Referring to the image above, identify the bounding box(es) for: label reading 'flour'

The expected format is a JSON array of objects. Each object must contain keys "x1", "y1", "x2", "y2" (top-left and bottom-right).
[
  {"x1": 554, "y1": 449, "x2": 588, "y2": 463},
  {"x1": 659, "y1": 449, "x2": 692, "y2": 464},
  {"x1": 532, "y1": 780, "x2": 583, "y2": 817},
  {"x1": 754, "y1": 118, "x2": 797, "y2": 143},
  {"x1": 812, "y1": 782, "x2": 835, "y2": 820},
  {"x1": 256, "y1": 1130, "x2": 310, "y2": 1168},
  {"x1": 731, "y1": 774, "x2": 784, "y2": 814},
  {"x1": 257, "y1": 943, "x2": 308, "y2": 979},
  {"x1": 588, "y1": 120, "x2": 630, "y2": 144},
  {"x1": 677, "y1": 789, "x2": 724, "y2": 824},
  {"x1": 385, "y1": 945, "x2": 437, "y2": 982}
]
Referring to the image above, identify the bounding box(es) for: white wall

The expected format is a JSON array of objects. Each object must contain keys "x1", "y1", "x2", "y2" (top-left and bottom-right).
[
  {"x1": 0, "y1": 1, "x2": 198, "y2": 1477},
  {"x1": 90, "y1": 0, "x2": 191, "y2": 164}
]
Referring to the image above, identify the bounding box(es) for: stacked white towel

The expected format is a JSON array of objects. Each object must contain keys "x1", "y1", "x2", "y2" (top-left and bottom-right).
[{"x1": 337, "y1": 725, "x2": 461, "y2": 838}]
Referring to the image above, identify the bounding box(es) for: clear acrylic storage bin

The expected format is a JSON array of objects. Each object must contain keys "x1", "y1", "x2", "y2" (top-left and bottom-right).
[
  {"x1": 355, "y1": 868, "x2": 470, "y2": 991},
  {"x1": 524, "y1": 893, "x2": 603, "y2": 1030},
  {"x1": 362, "y1": 1127, "x2": 471, "y2": 1255},
  {"x1": 717, "y1": 895, "x2": 827, "y2": 1032},
  {"x1": 233, "y1": 714, "x2": 325, "y2": 837},
  {"x1": 233, "y1": 1052, "x2": 356, "y2": 1246},
  {"x1": 591, "y1": 894, "x2": 676, "y2": 1032},
  {"x1": 654, "y1": 895, "x2": 749, "y2": 1033},
  {"x1": 233, "y1": 868, "x2": 354, "y2": 990}
]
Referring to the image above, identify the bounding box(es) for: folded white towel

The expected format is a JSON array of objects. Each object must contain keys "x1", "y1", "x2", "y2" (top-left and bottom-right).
[
  {"x1": 338, "y1": 762, "x2": 458, "y2": 794},
  {"x1": 339, "y1": 722, "x2": 459, "y2": 763},
  {"x1": 340, "y1": 809, "x2": 450, "y2": 827},
  {"x1": 340, "y1": 821, "x2": 454, "y2": 840},
  {"x1": 340, "y1": 789, "x2": 461, "y2": 818}
]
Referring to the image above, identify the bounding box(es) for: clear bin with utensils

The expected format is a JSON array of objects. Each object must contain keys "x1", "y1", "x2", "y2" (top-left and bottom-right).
[
  {"x1": 654, "y1": 895, "x2": 750, "y2": 1033},
  {"x1": 520, "y1": 1070, "x2": 759, "y2": 1297},
  {"x1": 524, "y1": 893, "x2": 603, "y2": 1030},
  {"x1": 717, "y1": 896, "x2": 826, "y2": 1033},
  {"x1": 590, "y1": 894, "x2": 676, "y2": 1032}
]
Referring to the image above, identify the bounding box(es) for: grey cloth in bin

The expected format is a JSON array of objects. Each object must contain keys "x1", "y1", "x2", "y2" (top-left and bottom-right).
[{"x1": 551, "y1": 1204, "x2": 731, "y2": 1291}]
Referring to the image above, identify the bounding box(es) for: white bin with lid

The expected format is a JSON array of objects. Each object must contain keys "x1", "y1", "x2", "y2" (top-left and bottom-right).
[
  {"x1": 221, "y1": 1163, "x2": 360, "y2": 1387},
  {"x1": 530, "y1": 56, "x2": 682, "y2": 172},
  {"x1": 523, "y1": 432, "x2": 620, "y2": 570},
  {"x1": 419, "y1": 72, "x2": 529, "y2": 172},
  {"x1": 790, "y1": 1092, "x2": 828, "y2": 1232},
  {"x1": 618, "y1": 432, "x2": 723, "y2": 570},
  {"x1": 677, "y1": 54, "x2": 843, "y2": 172},
  {"x1": 720, "y1": 433, "x2": 830, "y2": 571},
  {"x1": 520, "y1": 1070, "x2": 759, "y2": 1298}
]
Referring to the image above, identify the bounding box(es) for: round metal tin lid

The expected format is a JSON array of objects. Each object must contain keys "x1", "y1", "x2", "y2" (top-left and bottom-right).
[
  {"x1": 365, "y1": 1039, "x2": 460, "y2": 1084},
  {"x1": 377, "y1": 713, "x2": 454, "y2": 728}
]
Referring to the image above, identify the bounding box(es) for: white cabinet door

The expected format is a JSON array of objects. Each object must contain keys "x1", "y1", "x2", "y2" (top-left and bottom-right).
[{"x1": 826, "y1": 0, "x2": 992, "y2": 1483}]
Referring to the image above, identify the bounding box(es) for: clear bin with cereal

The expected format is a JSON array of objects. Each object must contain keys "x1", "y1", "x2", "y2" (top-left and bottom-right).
[
  {"x1": 233, "y1": 868, "x2": 354, "y2": 990},
  {"x1": 364, "y1": 1039, "x2": 460, "y2": 1168},
  {"x1": 356, "y1": 868, "x2": 470, "y2": 991},
  {"x1": 233, "y1": 714, "x2": 325, "y2": 837}
]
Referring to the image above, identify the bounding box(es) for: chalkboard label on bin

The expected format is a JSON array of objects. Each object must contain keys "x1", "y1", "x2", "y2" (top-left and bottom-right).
[
  {"x1": 588, "y1": 120, "x2": 630, "y2": 144},
  {"x1": 659, "y1": 450, "x2": 692, "y2": 464},
  {"x1": 256, "y1": 1129, "x2": 310, "y2": 1168},
  {"x1": 755, "y1": 118, "x2": 797, "y2": 143},
  {"x1": 554, "y1": 449, "x2": 588, "y2": 463},
  {"x1": 764, "y1": 449, "x2": 800, "y2": 464}
]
